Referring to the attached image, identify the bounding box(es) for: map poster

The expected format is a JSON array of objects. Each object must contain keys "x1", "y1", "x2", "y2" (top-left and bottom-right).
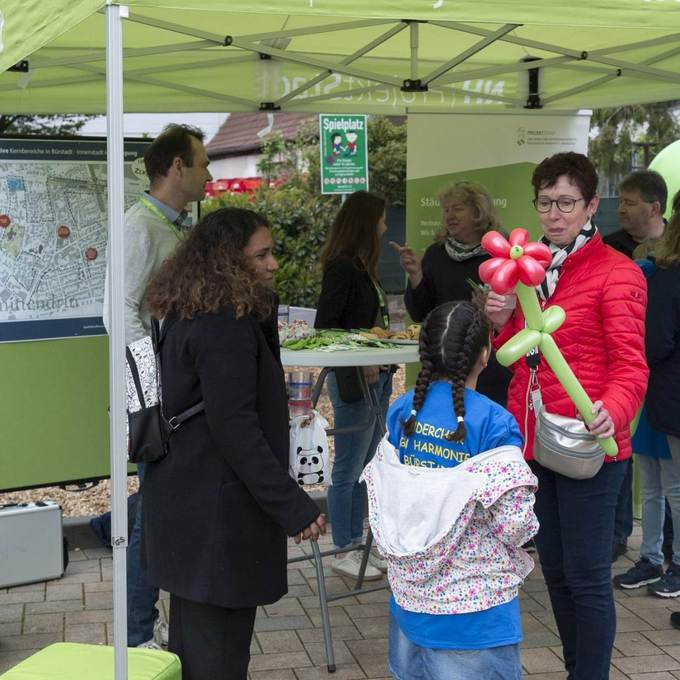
[
  {"x1": 0, "y1": 137, "x2": 149, "y2": 342},
  {"x1": 319, "y1": 114, "x2": 369, "y2": 195}
]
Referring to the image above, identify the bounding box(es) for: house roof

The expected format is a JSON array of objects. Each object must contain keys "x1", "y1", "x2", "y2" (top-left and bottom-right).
[{"x1": 206, "y1": 112, "x2": 315, "y2": 158}]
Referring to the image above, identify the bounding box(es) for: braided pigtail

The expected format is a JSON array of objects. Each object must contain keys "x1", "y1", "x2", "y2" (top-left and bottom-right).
[{"x1": 402, "y1": 321, "x2": 435, "y2": 436}]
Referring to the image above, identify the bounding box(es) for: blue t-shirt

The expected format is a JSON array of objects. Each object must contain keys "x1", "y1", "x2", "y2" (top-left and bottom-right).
[{"x1": 386, "y1": 381, "x2": 524, "y2": 650}]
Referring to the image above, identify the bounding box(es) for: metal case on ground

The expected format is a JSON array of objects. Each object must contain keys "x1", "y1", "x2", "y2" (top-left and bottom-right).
[{"x1": 0, "y1": 501, "x2": 65, "y2": 588}]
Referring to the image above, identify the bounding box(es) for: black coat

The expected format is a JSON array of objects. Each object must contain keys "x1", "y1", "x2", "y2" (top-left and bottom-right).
[
  {"x1": 645, "y1": 263, "x2": 680, "y2": 437},
  {"x1": 315, "y1": 256, "x2": 381, "y2": 331},
  {"x1": 142, "y1": 306, "x2": 320, "y2": 608},
  {"x1": 604, "y1": 230, "x2": 637, "y2": 259},
  {"x1": 403, "y1": 242, "x2": 511, "y2": 405}
]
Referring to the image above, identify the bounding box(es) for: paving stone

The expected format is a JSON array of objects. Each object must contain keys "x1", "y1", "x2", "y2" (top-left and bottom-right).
[
  {"x1": 0, "y1": 632, "x2": 62, "y2": 651},
  {"x1": 297, "y1": 625, "x2": 361, "y2": 644},
  {"x1": 49, "y1": 571, "x2": 102, "y2": 585},
  {"x1": 265, "y1": 599, "x2": 307, "y2": 617},
  {"x1": 84, "y1": 581, "x2": 113, "y2": 593},
  {"x1": 256, "y1": 630, "x2": 304, "y2": 654},
  {"x1": 84, "y1": 591, "x2": 113, "y2": 610},
  {"x1": 250, "y1": 670, "x2": 296, "y2": 680},
  {"x1": 45, "y1": 584, "x2": 83, "y2": 601},
  {"x1": 25, "y1": 599, "x2": 83, "y2": 615},
  {"x1": 644, "y1": 630, "x2": 680, "y2": 646},
  {"x1": 248, "y1": 651, "x2": 313, "y2": 672},
  {"x1": 307, "y1": 608, "x2": 353, "y2": 628},
  {"x1": 293, "y1": 663, "x2": 367, "y2": 679},
  {"x1": 23, "y1": 613, "x2": 64, "y2": 634},
  {"x1": 63, "y1": 560, "x2": 101, "y2": 575},
  {"x1": 613, "y1": 653, "x2": 680, "y2": 674},
  {"x1": 521, "y1": 674, "x2": 567, "y2": 679},
  {"x1": 662, "y1": 645, "x2": 680, "y2": 663},
  {"x1": 0, "y1": 622, "x2": 22, "y2": 637},
  {"x1": 0, "y1": 590, "x2": 46, "y2": 605},
  {"x1": 351, "y1": 616, "x2": 388, "y2": 639},
  {"x1": 627, "y1": 673, "x2": 678, "y2": 680},
  {"x1": 616, "y1": 631, "x2": 662, "y2": 656},
  {"x1": 521, "y1": 647, "x2": 564, "y2": 674},
  {"x1": 303, "y1": 639, "x2": 355, "y2": 667},
  {"x1": 81, "y1": 548, "x2": 113, "y2": 559},
  {"x1": 65, "y1": 622, "x2": 107, "y2": 644},
  {"x1": 342, "y1": 604, "x2": 391, "y2": 619},
  {"x1": 617, "y1": 615, "x2": 656, "y2": 633},
  {"x1": 254, "y1": 615, "x2": 315, "y2": 633},
  {"x1": 65, "y1": 609, "x2": 113, "y2": 625},
  {"x1": 4, "y1": 583, "x2": 45, "y2": 594},
  {"x1": 0, "y1": 604, "x2": 24, "y2": 623}
]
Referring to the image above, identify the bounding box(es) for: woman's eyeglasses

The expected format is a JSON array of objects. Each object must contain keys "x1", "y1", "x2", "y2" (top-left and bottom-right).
[{"x1": 533, "y1": 197, "x2": 585, "y2": 214}]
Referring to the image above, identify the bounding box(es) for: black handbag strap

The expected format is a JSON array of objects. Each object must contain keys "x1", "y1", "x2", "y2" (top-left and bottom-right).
[{"x1": 167, "y1": 400, "x2": 205, "y2": 431}]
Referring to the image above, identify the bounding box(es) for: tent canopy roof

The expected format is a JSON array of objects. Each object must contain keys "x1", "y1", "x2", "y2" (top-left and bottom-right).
[{"x1": 2, "y1": 1, "x2": 680, "y2": 114}]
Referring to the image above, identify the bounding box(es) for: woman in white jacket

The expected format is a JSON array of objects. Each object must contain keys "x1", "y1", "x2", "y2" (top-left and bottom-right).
[{"x1": 361, "y1": 301, "x2": 538, "y2": 680}]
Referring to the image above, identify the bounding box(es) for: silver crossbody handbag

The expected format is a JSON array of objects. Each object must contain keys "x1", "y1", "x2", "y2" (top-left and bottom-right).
[{"x1": 531, "y1": 382, "x2": 605, "y2": 480}]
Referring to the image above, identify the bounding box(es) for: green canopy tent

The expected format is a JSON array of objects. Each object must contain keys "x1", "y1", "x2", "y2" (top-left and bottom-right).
[{"x1": 2, "y1": 1, "x2": 680, "y2": 677}]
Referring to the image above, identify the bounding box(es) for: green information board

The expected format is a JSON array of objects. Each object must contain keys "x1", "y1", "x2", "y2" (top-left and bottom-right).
[{"x1": 319, "y1": 114, "x2": 368, "y2": 195}]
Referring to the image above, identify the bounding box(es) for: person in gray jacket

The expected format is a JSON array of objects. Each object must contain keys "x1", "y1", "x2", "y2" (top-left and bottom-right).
[{"x1": 100, "y1": 123, "x2": 212, "y2": 648}]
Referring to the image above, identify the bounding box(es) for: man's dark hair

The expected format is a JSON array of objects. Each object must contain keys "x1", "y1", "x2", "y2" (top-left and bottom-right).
[
  {"x1": 531, "y1": 152, "x2": 598, "y2": 203},
  {"x1": 143, "y1": 124, "x2": 205, "y2": 184},
  {"x1": 619, "y1": 169, "x2": 668, "y2": 214}
]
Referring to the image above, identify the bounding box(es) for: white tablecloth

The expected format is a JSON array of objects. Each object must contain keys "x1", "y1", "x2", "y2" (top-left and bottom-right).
[{"x1": 281, "y1": 346, "x2": 419, "y2": 368}]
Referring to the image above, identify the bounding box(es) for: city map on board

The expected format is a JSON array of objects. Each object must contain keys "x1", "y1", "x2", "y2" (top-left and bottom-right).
[{"x1": 0, "y1": 138, "x2": 149, "y2": 342}]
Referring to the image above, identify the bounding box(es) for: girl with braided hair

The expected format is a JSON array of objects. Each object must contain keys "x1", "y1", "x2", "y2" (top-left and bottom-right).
[{"x1": 360, "y1": 301, "x2": 538, "y2": 680}]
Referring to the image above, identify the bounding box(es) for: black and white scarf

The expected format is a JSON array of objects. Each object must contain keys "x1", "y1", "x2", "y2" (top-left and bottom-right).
[
  {"x1": 537, "y1": 221, "x2": 597, "y2": 300},
  {"x1": 444, "y1": 237, "x2": 486, "y2": 262}
]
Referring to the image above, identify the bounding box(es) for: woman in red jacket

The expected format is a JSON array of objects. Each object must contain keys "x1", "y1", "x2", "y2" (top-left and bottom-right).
[{"x1": 485, "y1": 152, "x2": 648, "y2": 680}]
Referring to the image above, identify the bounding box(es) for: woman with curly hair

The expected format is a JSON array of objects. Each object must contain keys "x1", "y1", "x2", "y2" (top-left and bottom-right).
[{"x1": 142, "y1": 207, "x2": 325, "y2": 680}]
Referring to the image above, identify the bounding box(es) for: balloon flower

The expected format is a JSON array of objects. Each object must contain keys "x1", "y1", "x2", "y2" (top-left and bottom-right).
[{"x1": 480, "y1": 228, "x2": 617, "y2": 457}]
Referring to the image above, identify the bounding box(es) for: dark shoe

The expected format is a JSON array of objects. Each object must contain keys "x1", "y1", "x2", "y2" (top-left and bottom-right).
[
  {"x1": 612, "y1": 542, "x2": 628, "y2": 562},
  {"x1": 648, "y1": 562, "x2": 680, "y2": 598},
  {"x1": 670, "y1": 612, "x2": 680, "y2": 630},
  {"x1": 613, "y1": 558, "x2": 663, "y2": 589}
]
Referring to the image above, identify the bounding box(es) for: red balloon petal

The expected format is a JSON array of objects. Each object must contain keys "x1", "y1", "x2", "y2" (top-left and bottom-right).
[
  {"x1": 481, "y1": 231, "x2": 510, "y2": 258},
  {"x1": 517, "y1": 255, "x2": 547, "y2": 285},
  {"x1": 508, "y1": 228, "x2": 529, "y2": 248},
  {"x1": 478, "y1": 257, "x2": 506, "y2": 284},
  {"x1": 491, "y1": 260, "x2": 520, "y2": 294},
  {"x1": 523, "y1": 242, "x2": 552, "y2": 267}
]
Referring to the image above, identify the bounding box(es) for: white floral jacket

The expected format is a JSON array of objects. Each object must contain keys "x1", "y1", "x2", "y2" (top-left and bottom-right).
[{"x1": 360, "y1": 437, "x2": 539, "y2": 615}]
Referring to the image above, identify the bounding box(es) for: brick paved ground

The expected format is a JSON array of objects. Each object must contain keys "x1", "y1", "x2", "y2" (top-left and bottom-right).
[{"x1": 2, "y1": 520, "x2": 680, "y2": 679}]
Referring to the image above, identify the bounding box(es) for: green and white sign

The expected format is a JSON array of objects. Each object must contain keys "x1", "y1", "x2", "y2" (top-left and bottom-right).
[{"x1": 319, "y1": 114, "x2": 368, "y2": 195}]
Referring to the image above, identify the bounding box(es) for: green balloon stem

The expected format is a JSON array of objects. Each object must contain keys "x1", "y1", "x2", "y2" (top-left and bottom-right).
[
  {"x1": 539, "y1": 335, "x2": 618, "y2": 457},
  {"x1": 516, "y1": 282, "x2": 544, "y2": 330}
]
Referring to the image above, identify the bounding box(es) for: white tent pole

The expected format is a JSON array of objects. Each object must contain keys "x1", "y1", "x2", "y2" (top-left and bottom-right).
[{"x1": 105, "y1": 3, "x2": 129, "y2": 679}]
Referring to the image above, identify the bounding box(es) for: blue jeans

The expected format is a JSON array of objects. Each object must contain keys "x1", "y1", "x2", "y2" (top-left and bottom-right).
[
  {"x1": 530, "y1": 460, "x2": 626, "y2": 680},
  {"x1": 326, "y1": 370, "x2": 392, "y2": 549},
  {"x1": 639, "y1": 441, "x2": 680, "y2": 566},
  {"x1": 388, "y1": 614, "x2": 521, "y2": 680},
  {"x1": 613, "y1": 458, "x2": 633, "y2": 545},
  {"x1": 127, "y1": 461, "x2": 160, "y2": 646}
]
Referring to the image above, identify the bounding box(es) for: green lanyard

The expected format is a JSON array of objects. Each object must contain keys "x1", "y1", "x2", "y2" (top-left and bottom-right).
[
  {"x1": 371, "y1": 277, "x2": 390, "y2": 329},
  {"x1": 140, "y1": 196, "x2": 185, "y2": 241}
]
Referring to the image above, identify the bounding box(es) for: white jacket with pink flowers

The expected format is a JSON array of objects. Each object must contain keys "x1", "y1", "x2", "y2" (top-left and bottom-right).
[{"x1": 360, "y1": 437, "x2": 539, "y2": 615}]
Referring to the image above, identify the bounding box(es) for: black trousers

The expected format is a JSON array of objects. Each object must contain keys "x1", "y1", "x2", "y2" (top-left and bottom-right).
[{"x1": 168, "y1": 593, "x2": 257, "y2": 680}]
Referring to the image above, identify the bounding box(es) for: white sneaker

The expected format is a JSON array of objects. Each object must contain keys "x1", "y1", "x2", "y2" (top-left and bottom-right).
[
  {"x1": 368, "y1": 548, "x2": 388, "y2": 573},
  {"x1": 332, "y1": 550, "x2": 382, "y2": 580},
  {"x1": 153, "y1": 619, "x2": 169, "y2": 648},
  {"x1": 137, "y1": 619, "x2": 168, "y2": 650}
]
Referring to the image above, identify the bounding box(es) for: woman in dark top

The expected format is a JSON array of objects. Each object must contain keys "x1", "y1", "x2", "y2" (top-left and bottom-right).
[
  {"x1": 142, "y1": 208, "x2": 324, "y2": 680},
  {"x1": 392, "y1": 181, "x2": 511, "y2": 404},
  {"x1": 315, "y1": 191, "x2": 392, "y2": 580},
  {"x1": 643, "y1": 192, "x2": 680, "y2": 629}
]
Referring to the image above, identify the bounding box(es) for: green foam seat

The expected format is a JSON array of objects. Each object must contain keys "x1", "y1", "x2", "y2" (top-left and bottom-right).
[{"x1": 0, "y1": 643, "x2": 181, "y2": 679}]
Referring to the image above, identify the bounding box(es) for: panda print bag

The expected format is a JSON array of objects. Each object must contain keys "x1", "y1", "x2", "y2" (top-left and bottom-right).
[{"x1": 289, "y1": 410, "x2": 330, "y2": 487}]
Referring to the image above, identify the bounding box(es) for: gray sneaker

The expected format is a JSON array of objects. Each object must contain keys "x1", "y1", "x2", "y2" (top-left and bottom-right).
[{"x1": 613, "y1": 558, "x2": 663, "y2": 589}]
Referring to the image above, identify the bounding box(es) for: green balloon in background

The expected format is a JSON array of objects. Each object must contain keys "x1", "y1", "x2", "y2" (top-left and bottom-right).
[{"x1": 649, "y1": 139, "x2": 680, "y2": 220}]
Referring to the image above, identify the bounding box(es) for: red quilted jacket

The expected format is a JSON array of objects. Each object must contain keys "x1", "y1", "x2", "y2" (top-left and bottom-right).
[{"x1": 494, "y1": 234, "x2": 648, "y2": 462}]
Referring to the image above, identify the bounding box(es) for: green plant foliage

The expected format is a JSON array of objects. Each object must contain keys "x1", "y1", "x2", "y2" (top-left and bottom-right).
[
  {"x1": 203, "y1": 115, "x2": 406, "y2": 306},
  {"x1": 202, "y1": 186, "x2": 337, "y2": 307}
]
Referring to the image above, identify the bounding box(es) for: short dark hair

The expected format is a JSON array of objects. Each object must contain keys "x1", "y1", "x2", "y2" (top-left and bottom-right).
[
  {"x1": 143, "y1": 124, "x2": 205, "y2": 184},
  {"x1": 619, "y1": 169, "x2": 667, "y2": 214},
  {"x1": 531, "y1": 152, "x2": 598, "y2": 203}
]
